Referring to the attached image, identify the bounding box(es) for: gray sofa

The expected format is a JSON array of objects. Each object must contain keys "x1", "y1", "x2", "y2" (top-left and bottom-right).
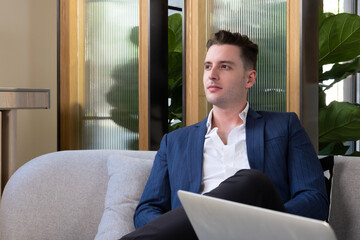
[{"x1": 0, "y1": 150, "x2": 359, "y2": 240}]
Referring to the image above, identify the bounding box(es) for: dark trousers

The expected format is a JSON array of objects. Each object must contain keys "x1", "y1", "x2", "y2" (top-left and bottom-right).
[{"x1": 120, "y1": 169, "x2": 285, "y2": 240}]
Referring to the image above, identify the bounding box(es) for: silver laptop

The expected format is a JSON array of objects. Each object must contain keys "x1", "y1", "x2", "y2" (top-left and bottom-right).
[{"x1": 178, "y1": 190, "x2": 337, "y2": 240}]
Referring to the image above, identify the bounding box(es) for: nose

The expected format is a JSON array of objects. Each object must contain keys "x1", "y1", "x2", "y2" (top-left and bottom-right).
[{"x1": 209, "y1": 66, "x2": 219, "y2": 81}]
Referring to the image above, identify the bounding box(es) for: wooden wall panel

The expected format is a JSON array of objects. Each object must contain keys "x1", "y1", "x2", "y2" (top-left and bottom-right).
[
  {"x1": 185, "y1": 0, "x2": 208, "y2": 126},
  {"x1": 60, "y1": 0, "x2": 78, "y2": 150},
  {"x1": 139, "y1": 0, "x2": 149, "y2": 150},
  {"x1": 286, "y1": 0, "x2": 300, "y2": 116}
]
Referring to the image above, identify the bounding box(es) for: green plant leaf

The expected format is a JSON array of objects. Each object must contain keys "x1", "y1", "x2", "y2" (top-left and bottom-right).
[
  {"x1": 319, "y1": 10, "x2": 334, "y2": 29},
  {"x1": 319, "y1": 141, "x2": 350, "y2": 155},
  {"x1": 319, "y1": 101, "x2": 360, "y2": 143},
  {"x1": 130, "y1": 26, "x2": 139, "y2": 46},
  {"x1": 106, "y1": 84, "x2": 138, "y2": 111},
  {"x1": 169, "y1": 13, "x2": 182, "y2": 37},
  {"x1": 168, "y1": 13, "x2": 182, "y2": 52},
  {"x1": 110, "y1": 108, "x2": 139, "y2": 132},
  {"x1": 319, "y1": 13, "x2": 360, "y2": 66},
  {"x1": 167, "y1": 13, "x2": 183, "y2": 131},
  {"x1": 319, "y1": 57, "x2": 360, "y2": 89},
  {"x1": 168, "y1": 52, "x2": 182, "y2": 80},
  {"x1": 319, "y1": 9, "x2": 325, "y2": 29},
  {"x1": 168, "y1": 28, "x2": 176, "y2": 52},
  {"x1": 111, "y1": 60, "x2": 139, "y2": 83}
]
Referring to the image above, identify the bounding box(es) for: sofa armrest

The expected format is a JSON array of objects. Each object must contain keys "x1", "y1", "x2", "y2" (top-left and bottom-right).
[
  {"x1": 0, "y1": 150, "x2": 156, "y2": 240},
  {"x1": 328, "y1": 156, "x2": 360, "y2": 240}
]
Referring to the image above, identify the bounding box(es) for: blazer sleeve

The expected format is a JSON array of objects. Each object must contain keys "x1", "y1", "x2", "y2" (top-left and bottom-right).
[
  {"x1": 133, "y1": 134, "x2": 172, "y2": 228},
  {"x1": 284, "y1": 113, "x2": 329, "y2": 220}
]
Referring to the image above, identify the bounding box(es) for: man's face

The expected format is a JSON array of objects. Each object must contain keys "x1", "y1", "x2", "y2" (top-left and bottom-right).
[{"x1": 203, "y1": 44, "x2": 256, "y2": 109}]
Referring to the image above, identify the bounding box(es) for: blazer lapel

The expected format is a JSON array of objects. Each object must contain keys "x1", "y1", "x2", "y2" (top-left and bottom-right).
[
  {"x1": 246, "y1": 109, "x2": 265, "y2": 172},
  {"x1": 187, "y1": 118, "x2": 207, "y2": 192}
]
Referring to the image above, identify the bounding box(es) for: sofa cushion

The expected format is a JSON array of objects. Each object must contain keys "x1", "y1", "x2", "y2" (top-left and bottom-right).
[{"x1": 95, "y1": 155, "x2": 154, "y2": 239}]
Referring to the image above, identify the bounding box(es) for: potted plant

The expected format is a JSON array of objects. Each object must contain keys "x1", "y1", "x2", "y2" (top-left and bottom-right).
[{"x1": 318, "y1": 10, "x2": 360, "y2": 156}]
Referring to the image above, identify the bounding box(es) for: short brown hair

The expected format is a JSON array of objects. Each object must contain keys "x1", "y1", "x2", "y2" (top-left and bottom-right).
[{"x1": 206, "y1": 30, "x2": 259, "y2": 70}]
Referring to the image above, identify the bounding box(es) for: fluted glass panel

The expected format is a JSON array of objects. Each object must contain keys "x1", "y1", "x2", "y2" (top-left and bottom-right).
[
  {"x1": 207, "y1": 0, "x2": 287, "y2": 111},
  {"x1": 83, "y1": 0, "x2": 139, "y2": 149}
]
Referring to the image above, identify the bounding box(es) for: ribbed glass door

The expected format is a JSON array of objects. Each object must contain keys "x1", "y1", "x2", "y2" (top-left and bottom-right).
[
  {"x1": 207, "y1": 0, "x2": 287, "y2": 111},
  {"x1": 82, "y1": 0, "x2": 139, "y2": 149}
]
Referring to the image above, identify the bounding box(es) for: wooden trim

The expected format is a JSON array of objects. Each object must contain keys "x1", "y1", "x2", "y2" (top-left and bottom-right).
[
  {"x1": 61, "y1": 0, "x2": 145, "y2": 150},
  {"x1": 139, "y1": 0, "x2": 149, "y2": 150},
  {"x1": 185, "y1": 0, "x2": 207, "y2": 126},
  {"x1": 78, "y1": 0, "x2": 85, "y2": 148},
  {"x1": 286, "y1": 0, "x2": 300, "y2": 116},
  {"x1": 59, "y1": 0, "x2": 80, "y2": 150}
]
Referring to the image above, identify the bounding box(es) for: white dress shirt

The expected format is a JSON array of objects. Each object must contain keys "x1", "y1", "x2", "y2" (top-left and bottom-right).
[{"x1": 200, "y1": 103, "x2": 250, "y2": 194}]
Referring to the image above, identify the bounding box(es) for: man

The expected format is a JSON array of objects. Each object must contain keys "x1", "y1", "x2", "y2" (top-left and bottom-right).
[{"x1": 121, "y1": 30, "x2": 328, "y2": 240}]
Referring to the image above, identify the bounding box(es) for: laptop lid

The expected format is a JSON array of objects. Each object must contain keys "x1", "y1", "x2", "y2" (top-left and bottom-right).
[{"x1": 178, "y1": 190, "x2": 337, "y2": 240}]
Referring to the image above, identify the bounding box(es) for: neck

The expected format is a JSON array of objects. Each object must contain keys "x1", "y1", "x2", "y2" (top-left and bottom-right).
[
  {"x1": 212, "y1": 103, "x2": 247, "y2": 125},
  {"x1": 211, "y1": 103, "x2": 247, "y2": 144}
]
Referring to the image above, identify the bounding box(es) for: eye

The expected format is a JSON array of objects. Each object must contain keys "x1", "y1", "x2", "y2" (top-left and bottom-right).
[
  {"x1": 220, "y1": 64, "x2": 230, "y2": 69},
  {"x1": 204, "y1": 64, "x2": 212, "y2": 70}
]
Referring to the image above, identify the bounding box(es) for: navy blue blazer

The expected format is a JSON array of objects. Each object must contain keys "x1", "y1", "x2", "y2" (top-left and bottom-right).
[{"x1": 134, "y1": 109, "x2": 329, "y2": 228}]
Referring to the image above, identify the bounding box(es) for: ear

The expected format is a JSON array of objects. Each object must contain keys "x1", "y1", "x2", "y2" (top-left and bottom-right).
[{"x1": 245, "y1": 70, "x2": 256, "y2": 89}]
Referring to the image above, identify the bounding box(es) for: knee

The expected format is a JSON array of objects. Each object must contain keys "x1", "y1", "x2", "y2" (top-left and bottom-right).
[{"x1": 232, "y1": 169, "x2": 274, "y2": 189}]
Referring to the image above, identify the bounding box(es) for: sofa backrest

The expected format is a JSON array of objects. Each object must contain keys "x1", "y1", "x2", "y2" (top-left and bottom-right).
[
  {"x1": 329, "y1": 156, "x2": 360, "y2": 240},
  {"x1": 0, "y1": 150, "x2": 156, "y2": 240},
  {"x1": 2, "y1": 151, "x2": 359, "y2": 240}
]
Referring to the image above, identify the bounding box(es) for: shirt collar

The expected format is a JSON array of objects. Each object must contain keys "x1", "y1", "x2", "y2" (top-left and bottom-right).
[{"x1": 206, "y1": 102, "x2": 249, "y2": 134}]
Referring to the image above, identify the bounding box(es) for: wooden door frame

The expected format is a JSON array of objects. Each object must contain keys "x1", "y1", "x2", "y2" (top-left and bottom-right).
[
  {"x1": 59, "y1": 0, "x2": 317, "y2": 150},
  {"x1": 59, "y1": 0, "x2": 84, "y2": 150},
  {"x1": 59, "y1": 0, "x2": 149, "y2": 150}
]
